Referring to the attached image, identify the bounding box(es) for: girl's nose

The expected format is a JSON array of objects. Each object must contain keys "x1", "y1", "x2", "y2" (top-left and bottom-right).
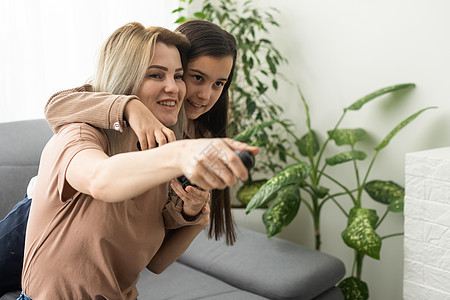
[{"x1": 197, "y1": 86, "x2": 212, "y2": 100}]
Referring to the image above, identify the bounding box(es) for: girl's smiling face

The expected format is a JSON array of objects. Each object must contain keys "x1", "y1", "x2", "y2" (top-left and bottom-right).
[
  {"x1": 137, "y1": 42, "x2": 186, "y2": 127},
  {"x1": 183, "y1": 55, "x2": 233, "y2": 120}
]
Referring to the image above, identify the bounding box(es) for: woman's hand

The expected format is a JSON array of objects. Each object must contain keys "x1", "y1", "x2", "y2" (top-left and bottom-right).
[
  {"x1": 170, "y1": 179, "x2": 210, "y2": 217},
  {"x1": 125, "y1": 99, "x2": 176, "y2": 149},
  {"x1": 178, "y1": 138, "x2": 259, "y2": 191}
]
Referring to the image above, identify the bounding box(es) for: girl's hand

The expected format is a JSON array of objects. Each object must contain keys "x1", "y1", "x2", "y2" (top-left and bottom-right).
[
  {"x1": 179, "y1": 138, "x2": 259, "y2": 191},
  {"x1": 125, "y1": 100, "x2": 176, "y2": 149},
  {"x1": 170, "y1": 179, "x2": 210, "y2": 217},
  {"x1": 197, "y1": 202, "x2": 210, "y2": 228}
]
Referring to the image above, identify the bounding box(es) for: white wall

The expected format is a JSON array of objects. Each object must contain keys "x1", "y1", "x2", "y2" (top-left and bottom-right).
[
  {"x1": 0, "y1": 0, "x2": 179, "y2": 123},
  {"x1": 236, "y1": 1, "x2": 450, "y2": 300}
]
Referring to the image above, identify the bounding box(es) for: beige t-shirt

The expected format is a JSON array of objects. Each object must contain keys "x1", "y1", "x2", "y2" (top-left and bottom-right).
[{"x1": 22, "y1": 123, "x2": 191, "y2": 299}]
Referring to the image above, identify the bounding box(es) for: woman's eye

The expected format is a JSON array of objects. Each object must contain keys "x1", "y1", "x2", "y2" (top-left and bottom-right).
[
  {"x1": 149, "y1": 73, "x2": 162, "y2": 79},
  {"x1": 175, "y1": 74, "x2": 183, "y2": 80}
]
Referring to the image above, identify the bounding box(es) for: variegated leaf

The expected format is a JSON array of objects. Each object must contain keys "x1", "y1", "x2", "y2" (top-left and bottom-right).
[
  {"x1": 246, "y1": 162, "x2": 311, "y2": 213},
  {"x1": 233, "y1": 120, "x2": 276, "y2": 142},
  {"x1": 342, "y1": 208, "x2": 381, "y2": 259},
  {"x1": 364, "y1": 180, "x2": 404, "y2": 205},
  {"x1": 326, "y1": 150, "x2": 367, "y2": 166},
  {"x1": 375, "y1": 106, "x2": 437, "y2": 151},
  {"x1": 388, "y1": 197, "x2": 404, "y2": 213},
  {"x1": 327, "y1": 128, "x2": 366, "y2": 146},
  {"x1": 338, "y1": 277, "x2": 369, "y2": 300},
  {"x1": 263, "y1": 185, "x2": 301, "y2": 238},
  {"x1": 345, "y1": 83, "x2": 415, "y2": 111},
  {"x1": 237, "y1": 179, "x2": 269, "y2": 207},
  {"x1": 296, "y1": 130, "x2": 320, "y2": 157}
]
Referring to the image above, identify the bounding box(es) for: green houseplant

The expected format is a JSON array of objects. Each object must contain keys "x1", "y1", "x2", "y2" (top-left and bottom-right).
[
  {"x1": 172, "y1": 2, "x2": 437, "y2": 298},
  {"x1": 173, "y1": 0, "x2": 291, "y2": 176},
  {"x1": 242, "y1": 83, "x2": 436, "y2": 299}
]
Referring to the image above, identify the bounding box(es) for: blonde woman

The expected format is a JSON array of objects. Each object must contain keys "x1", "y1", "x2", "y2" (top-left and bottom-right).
[{"x1": 19, "y1": 23, "x2": 257, "y2": 300}]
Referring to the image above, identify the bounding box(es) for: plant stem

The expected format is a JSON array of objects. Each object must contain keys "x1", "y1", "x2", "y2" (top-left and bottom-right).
[
  {"x1": 381, "y1": 232, "x2": 404, "y2": 240},
  {"x1": 359, "y1": 150, "x2": 380, "y2": 205},
  {"x1": 315, "y1": 110, "x2": 347, "y2": 182},
  {"x1": 351, "y1": 252, "x2": 357, "y2": 277},
  {"x1": 351, "y1": 144, "x2": 362, "y2": 193},
  {"x1": 326, "y1": 189, "x2": 359, "y2": 199},
  {"x1": 322, "y1": 196, "x2": 349, "y2": 217},
  {"x1": 300, "y1": 196, "x2": 314, "y2": 215},
  {"x1": 281, "y1": 149, "x2": 303, "y2": 164},
  {"x1": 320, "y1": 172, "x2": 358, "y2": 205},
  {"x1": 300, "y1": 196, "x2": 320, "y2": 250},
  {"x1": 375, "y1": 208, "x2": 389, "y2": 229},
  {"x1": 315, "y1": 227, "x2": 321, "y2": 251},
  {"x1": 356, "y1": 251, "x2": 364, "y2": 279},
  {"x1": 318, "y1": 163, "x2": 328, "y2": 185}
]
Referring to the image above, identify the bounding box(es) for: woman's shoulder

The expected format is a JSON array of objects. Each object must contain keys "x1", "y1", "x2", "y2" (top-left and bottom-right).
[{"x1": 57, "y1": 123, "x2": 108, "y2": 146}]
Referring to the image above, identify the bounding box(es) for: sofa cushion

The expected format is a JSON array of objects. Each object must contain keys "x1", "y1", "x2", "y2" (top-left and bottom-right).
[
  {"x1": 137, "y1": 261, "x2": 268, "y2": 300},
  {"x1": 178, "y1": 227, "x2": 345, "y2": 300}
]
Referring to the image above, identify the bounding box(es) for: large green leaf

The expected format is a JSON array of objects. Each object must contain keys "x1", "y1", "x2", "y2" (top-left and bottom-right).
[
  {"x1": 338, "y1": 277, "x2": 369, "y2": 300},
  {"x1": 237, "y1": 179, "x2": 270, "y2": 207},
  {"x1": 327, "y1": 128, "x2": 367, "y2": 146},
  {"x1": 375, "y1": 106, "x2": 437, "y2": 151},
  {"x1": 233, "y1": 120, "x2": 276, "y2": 142},
  {"x1": 341, "y1": 208, "x2": 381, "y2": 259},
  {"x1": 345, "y1": 83, "x2": 415, "y2": 111},
  {"x1": 364, "y1": 180, "x2": 404, "y2": 205},
  {"x1": 262, "y1": 185, "x2": 301, "y2": 238},
  {"x1": 246, "y1": 162, "x2": 311, "y2": 213},
  {"x1": 296, "y1": 130, "x2": 320, "y2": 157},
  {"x1": 326, "y1": 150, "x2": 367, "y2": 166},
  {"x1": 388, "y1": 197, "x2": 404, "y2": 213}
]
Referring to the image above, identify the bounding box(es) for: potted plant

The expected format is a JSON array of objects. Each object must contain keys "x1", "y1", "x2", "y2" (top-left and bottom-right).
[{"x1": 242, "y1": 83, "x2": 436, "y2": 299}]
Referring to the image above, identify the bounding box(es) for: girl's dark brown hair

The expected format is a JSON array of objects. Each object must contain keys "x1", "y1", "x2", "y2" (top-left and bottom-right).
[{"x1": 175, "y1": 20, "x2": 237, "y2": 245}]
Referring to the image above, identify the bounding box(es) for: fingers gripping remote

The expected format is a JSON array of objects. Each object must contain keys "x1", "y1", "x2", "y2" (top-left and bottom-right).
[{"x1": 178, "y1": 150, "x2": 255, "y2": 190}]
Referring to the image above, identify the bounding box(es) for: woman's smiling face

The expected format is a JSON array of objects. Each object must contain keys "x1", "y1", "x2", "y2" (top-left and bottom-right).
[
  {"x1": 183, "y1": 55, "x2": 233, "y2": 120},
  {"x1": 137, "y1": 42, "x2": 186, "y2": 127}
]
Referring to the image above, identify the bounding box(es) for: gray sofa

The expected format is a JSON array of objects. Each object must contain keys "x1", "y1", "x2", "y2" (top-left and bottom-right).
[{"x1": 0, "y1": 119, "x2": 345, "y2": 300}]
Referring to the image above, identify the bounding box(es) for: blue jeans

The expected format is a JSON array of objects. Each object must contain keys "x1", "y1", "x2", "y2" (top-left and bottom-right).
[
  {"x1": 17, "y1": 291, "x2": 32, "y2": 300},
  {"x1": 0, "y1": 195, "x2": 31, "y2": 296}
]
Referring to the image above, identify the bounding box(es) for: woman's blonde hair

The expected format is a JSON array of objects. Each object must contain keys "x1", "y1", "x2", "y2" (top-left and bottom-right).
[
  {"x1": 92, "y1": 22, "x2": 190, "y2": 153},
  {"x1": 92, "y1": 22, "x2": 189, "y2": 95}
]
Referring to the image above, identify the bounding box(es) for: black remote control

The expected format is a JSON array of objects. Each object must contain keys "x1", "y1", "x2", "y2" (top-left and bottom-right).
[{"x1": 178, "y1": 150, "x2": 255, "y2": 190}]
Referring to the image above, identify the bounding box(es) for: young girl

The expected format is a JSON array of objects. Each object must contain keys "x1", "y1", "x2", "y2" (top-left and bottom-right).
[{"x1": 19, "y1": 22, "x2": 256, "y2": 300}]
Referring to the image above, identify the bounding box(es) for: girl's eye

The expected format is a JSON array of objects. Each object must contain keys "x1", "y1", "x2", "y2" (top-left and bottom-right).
[
  {"x1": 193, "y1": 75, "x2": 202, "y2": 81},
  {"x1": 214, "y1": 81, "x2": 225, "y2": 88}
]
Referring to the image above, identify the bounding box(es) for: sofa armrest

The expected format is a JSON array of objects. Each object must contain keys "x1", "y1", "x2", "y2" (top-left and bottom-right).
[{"x1": 178, "y1": 226, "x2": 345, "y2": 300}]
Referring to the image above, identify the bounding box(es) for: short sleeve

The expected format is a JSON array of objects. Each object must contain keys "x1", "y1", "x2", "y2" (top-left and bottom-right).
[{"x1": 52, "y1": 123, "x2": 108, "y2": 202}]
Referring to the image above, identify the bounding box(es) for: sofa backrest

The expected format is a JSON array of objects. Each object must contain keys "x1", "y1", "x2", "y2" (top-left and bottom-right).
[{"x1": 0, "y1": 119, "x2": 52, "y2": 219}]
